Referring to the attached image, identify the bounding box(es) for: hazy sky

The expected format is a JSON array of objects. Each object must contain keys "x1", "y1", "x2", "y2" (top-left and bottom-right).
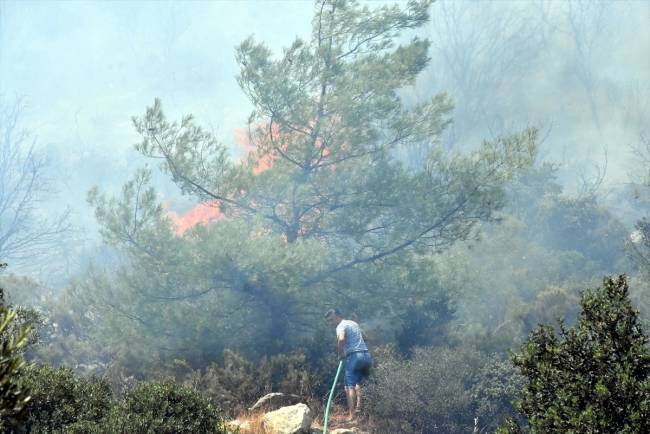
[
  {"x1": 2, "y1": 1, "x2": 648, "y2": 184},
  {"x1": 2, "y1": 1, "x2": 314, "y2": 157}
]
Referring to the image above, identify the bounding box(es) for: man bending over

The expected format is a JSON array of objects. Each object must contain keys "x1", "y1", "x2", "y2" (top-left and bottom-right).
[{"x1": 325, "y1": 309, "x2": 372, "y2": 423}]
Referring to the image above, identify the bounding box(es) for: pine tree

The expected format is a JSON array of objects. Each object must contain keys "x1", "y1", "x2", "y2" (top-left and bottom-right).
[{"x1": 83, "y1": 0, "x2": 538, "y2": 362}]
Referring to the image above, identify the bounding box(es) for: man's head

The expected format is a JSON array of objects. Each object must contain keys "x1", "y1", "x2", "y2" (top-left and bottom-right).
[{"x1": 325, "y1": 309, "x2": 342, "y2": 327}]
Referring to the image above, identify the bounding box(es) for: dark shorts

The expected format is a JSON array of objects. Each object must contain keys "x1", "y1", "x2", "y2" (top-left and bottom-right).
[{"x1": 344, "y1": 351, "x2": 372, "y2": 387}]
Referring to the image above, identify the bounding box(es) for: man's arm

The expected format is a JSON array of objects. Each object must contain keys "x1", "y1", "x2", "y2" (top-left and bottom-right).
[
  {"x1": 337, "y1": 333, "x2": 345, "y2": 359},
  {"x1": 361, "y1": 331, "x2": 370, "y2": 343}
]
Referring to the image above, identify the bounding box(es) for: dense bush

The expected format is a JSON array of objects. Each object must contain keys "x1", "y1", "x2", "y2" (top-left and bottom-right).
[
  {"x1": 499, "y1": 275, "x2": 650, "y2": 433},
  {"x1": 0, "y1": 264, "x2": 45, "y2": 423},
  {"x1": 0, "y1": 309, "x2": 31, "y2": 422},
  {"x1": 98, "y1": 378, "x2": 231, "y2": 434},
  {"x1": 365, "y1": 344, "x2": 522, "y2": 434},
  {"x1": 2, "y1": 365, "x2": 231, "y2": 434},
  {"x1": 5, "y1": 365, "x2": 113, "y2": 433}
]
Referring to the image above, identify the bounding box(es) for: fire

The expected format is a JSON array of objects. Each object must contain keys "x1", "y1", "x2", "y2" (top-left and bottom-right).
[
  {"x1": 236, "y1": 128, "x2": 275, "y2": 175},
  {"x1": 166, "y1": 122, "x2": 331, "y2": 236},
  {"x1": 164, "y1": 129, "x2": 263, "y2": 236},
  {"x1": 165, "y1": 201, "x2": 224, "y2": 236}
]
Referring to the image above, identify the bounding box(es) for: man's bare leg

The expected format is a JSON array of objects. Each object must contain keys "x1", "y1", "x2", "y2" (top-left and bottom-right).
[
  {"x1": 355, "y1": 384, "x2": 362, "y2": 410},
  {"x1": 345, "y1": 386, "x2": 356, "y2": 420}
]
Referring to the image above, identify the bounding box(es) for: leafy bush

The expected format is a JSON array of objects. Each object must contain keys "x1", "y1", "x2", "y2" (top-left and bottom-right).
[
  {"x1": 3, "y1": 365, "x2": 113, "y2": 433},
  {"x1": 100, "y1": 378, "x2": 231, "y2": 434},
  {"x1": 365, "y1": 344, "x2": 522, "y2": 434},
  {"x1": 0, "y1": 309, "x2": 31, "y2": 422},
  {"x1": 500, "y1": 274, "x2": 650, "y2": 433},
  {"x1": 2, "y1": 365, "x2": 230, "y2": 434},
  {"x1": 0, "y1": 262, "x2": 44, "y2": 424}
]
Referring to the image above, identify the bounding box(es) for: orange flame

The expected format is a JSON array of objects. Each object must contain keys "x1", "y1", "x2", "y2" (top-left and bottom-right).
[
  {"x1": 166, "y1": 122, "x2": 329, "y2": 236},
  {"x1": 165, "y1": 201, "x2": 224, "y2": 236},
  {"x1": 236, "y1": 128, "x2": 276, "y2": 175}
]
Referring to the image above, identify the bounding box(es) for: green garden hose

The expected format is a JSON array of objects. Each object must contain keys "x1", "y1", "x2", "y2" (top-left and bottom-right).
[{"x1": 323, "y1": 358, "x2": 343, "y2": 434}]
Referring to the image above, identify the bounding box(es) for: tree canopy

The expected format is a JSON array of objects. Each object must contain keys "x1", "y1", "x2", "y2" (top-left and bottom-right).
[{"x1": 82, "y1": 0, "x2": 538, "y2": 364}]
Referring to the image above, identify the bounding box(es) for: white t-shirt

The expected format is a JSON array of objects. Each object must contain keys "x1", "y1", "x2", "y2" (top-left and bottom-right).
[{"x1": 336, "y1": 319, "x2": 368, "y2": 356}]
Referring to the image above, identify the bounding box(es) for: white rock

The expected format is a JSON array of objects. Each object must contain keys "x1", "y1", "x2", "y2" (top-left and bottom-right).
[
  {"x1": 263, "y1": 403, "x2": 311, "y2": 434},
  {"x1": 249, "y1": 392, "x2": 301, "y2": 411}
]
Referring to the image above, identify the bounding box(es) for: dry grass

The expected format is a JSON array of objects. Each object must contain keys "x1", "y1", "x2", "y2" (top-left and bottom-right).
[
  {"x1": 228, "y1": 409, "x2": 266, "y2": 434},
  {"x1": 323, "y1": 406, "x2": 375, "y2": 433}
]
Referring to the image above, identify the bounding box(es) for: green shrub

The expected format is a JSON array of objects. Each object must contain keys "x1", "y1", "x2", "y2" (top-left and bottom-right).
[
  {"x1": 101, "y1": 378, "x2": 231, "y2": 434},
  {"x1": 365, "y1": 344, "x2": 522, "y2": 434},
  {"x1": 3, "y1": 365, "x2": 113, "y2": 433},
  {"x1": 0, "y1": 263, "x2": 45, "y2": 425},
  {"x1": 499, "y1": 274, "x2": 650, "y2": 433},
  {"x1": 2, "y1": 366, "x2": 231, "y2": 434},
  {"x1": 0, "y1": 309, "x2": 31, "y2": 423}
]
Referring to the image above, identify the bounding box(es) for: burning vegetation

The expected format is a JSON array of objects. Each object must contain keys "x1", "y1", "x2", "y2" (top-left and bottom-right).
[{"x1": 1, "y1": 1, "x2": 650, "y2": 433}]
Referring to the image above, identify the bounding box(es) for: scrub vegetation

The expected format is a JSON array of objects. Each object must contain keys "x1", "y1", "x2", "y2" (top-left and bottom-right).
[
  {"x1": 1, "y1": 0, "x2": 649, "y2": 433},
  {"x1": 499, "y1": 275, "x2": 650, "y2": 434}
]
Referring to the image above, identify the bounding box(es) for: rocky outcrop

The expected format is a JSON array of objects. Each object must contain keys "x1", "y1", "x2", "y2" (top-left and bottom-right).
[
  {"x1": 249, "y1": 392, "x2": 302, "y2": 412},
  {"x1": 263, "y1": 403, "x2": 311, "y2": 434}
]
